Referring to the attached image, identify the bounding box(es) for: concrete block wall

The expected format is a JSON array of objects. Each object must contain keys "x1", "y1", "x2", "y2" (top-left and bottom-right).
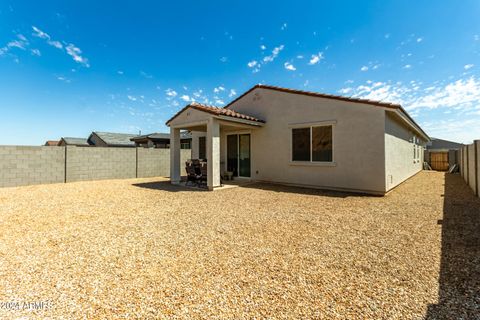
[
  {"x1": 461, "y1": 140, "x2": 479, "y2": 197},
  {"x1": 66, "y1": 146, "x2": 137, "y2": 182},
  {"x1": 137, "y1": 148, "x2": 170, "y2": 178},
  {"x1": 0, "y1": 146, "x2": 65, "y2": 188}
]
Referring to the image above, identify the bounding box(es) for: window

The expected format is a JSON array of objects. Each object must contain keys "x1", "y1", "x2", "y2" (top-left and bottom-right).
[
  {"x1": 180, "y1": 140, "x2": 191, "y2": 149},
  {"x1": 292, "y1": 125, "x2": 333, "y2": 162},
  {"x1": 198, "y1": 136, "x2": 206, "y2": 159}
]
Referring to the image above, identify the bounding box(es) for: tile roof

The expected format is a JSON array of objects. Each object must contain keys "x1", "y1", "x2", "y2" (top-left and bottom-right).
[
  {"x1": 92, "y1": 132, "x2": 139, "y2": 146},
  {"x1": 166, "y1": 102, "x2": 265, "y2": 125}
]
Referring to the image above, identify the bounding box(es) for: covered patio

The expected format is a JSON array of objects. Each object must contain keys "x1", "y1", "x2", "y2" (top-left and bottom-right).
[{"x1": 166, "y1": 102, "x2": 265, "y2": 190}]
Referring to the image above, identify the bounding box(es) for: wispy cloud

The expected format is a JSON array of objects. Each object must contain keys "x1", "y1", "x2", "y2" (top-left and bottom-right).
[
  {"x1": 31, "y1": 26, "x2": 89, "y2": 67},
  {"x1": 281, "y1": 23, "x2": 287, "y2": 31},
  {"x1": 32, "y1": 26, "x2": 63, "y2": 49},
  {"x1": 165, "y1": 88, "x2": 178, "y2": 98},
  {"x1": 65, "y1": 44, "x2": 89, "y2": 67},
  {"x1": 27, "y1": 49, "x2": 40, "y2": 58},
  {"x1": 360, "y1": 66, "x2": 369, "y2": 71},
  {"x1": 308, "y1": 52, "x2": 324, "y2": 65},
  {"x1": 228, "y1": 89, "x2": 237, "y2": 98},
  {"x1": 263, "y1": 45, "x2": 284, "y2": 63},
  {"x1": 403, "y1": 64, "x2": 412, "y2": 69},
  {"x1": 213, "y1": 86, "x2": 225, "y2": 93},
  {"x1": 180, "y1": 95, "x2": 191, "y2": 102},
  {"x1": 464, "y1": 64, "x2": 474, "y2": 70},
  {"x1": 284, "y1": 62, "x2": 296, "y2": 71},
  {"x1": 247, "y1": 60, "x2": 258, "y2": 68}
]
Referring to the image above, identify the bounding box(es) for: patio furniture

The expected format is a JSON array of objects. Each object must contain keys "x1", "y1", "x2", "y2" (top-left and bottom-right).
[
  {"x1": 224, "y1": 171, "x2": 233, "y2": 181},
  {"x1": 185, "y1": 161, "x2": 201, "y2": 186}
]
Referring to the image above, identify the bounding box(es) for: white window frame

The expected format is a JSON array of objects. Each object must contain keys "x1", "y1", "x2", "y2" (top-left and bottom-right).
[{"x1": 288, "y1": 120, "x2": 336, "y2": 167}]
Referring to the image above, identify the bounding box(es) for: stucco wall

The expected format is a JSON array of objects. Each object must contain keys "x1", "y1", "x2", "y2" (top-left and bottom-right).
[
  {"x1": 384, "y1": 112, "x2": 425, "y2": 191},
  {"x1": 0, "y1": 146, "x2": 65, "y2": 188},
  {"x1": 227, "y1": 88, "x2": 387, "y2": 194}
]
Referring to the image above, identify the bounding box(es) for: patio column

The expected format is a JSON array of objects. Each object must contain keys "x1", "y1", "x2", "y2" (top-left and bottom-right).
[
  {"x1": 207, "y1": 117, "x2": 221, "y2": 190},
  {"x1": 170, "y1": 127, "x2": 181, "y2": 184}
]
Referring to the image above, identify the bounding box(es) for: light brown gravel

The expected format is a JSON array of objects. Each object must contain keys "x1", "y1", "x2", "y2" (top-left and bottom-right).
[{"x1": 0, "y1": 172, "x2": 478, "y2": 319}]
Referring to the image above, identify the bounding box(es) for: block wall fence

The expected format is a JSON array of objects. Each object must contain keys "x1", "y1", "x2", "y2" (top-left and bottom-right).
[
  {"x1": 0, "y1": 146, "x2": 191, "y2": 188},
  {"x1": 459, "y1": 140, "x2": 480, "y2": 198}
]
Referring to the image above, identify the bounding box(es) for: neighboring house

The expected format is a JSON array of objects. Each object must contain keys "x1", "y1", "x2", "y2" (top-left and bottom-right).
[
  {"x1": 425, "y1": 137, "x2": 464, "y2": 171},
  {"x1": 166, "y1": 84, "x2": 430, "y2": 194},
  {"x1": 58, "y1": 137, "x2": 91, "y2": 146},
  {"x1": 130, "y1": 132, "x2": 192, "y2": 149},
  {"x1": 44, "y1": 140, "x2": 59, "y2": 146},
  {"x1": 88, "y1": 131, "x2": 139, "y2": 147}
]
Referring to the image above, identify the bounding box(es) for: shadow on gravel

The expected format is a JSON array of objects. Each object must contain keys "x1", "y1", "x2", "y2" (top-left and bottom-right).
[
  {"x1": 426, "y1": 173, "x2": 480, "y2": 319},
  {"x1": 132, "y1": 180, "x2": 205, "y2": 192},
  {"x1": 240, "y1": 182, "x2": 377, "y2": 198}
]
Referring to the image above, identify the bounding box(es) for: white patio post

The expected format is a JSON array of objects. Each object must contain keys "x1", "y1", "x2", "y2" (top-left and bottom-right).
[
  {"x1": 207, "y1": 117, "x2": 221, "y2": 190},
  {"x1": 170, "y1": 127, "x2": 181, "y2": 184}
]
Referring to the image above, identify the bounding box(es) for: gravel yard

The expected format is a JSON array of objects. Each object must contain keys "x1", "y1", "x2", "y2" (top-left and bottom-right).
[{"x1": 0, "y1": 171, "x2": 478, "y2": 319}]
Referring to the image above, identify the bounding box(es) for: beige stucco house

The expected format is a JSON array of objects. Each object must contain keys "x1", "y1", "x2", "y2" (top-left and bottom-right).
[{"x1": 166, "y1": 84, "x2": 429, "y2": 195}]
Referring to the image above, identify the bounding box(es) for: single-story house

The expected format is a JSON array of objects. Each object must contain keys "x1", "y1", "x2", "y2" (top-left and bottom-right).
[
  {"x1": 130, "y1": 132, "x2": 192, "y2": 149},
  {"x1": 166, "y1": 84, "x2": 430, "y2": 194},
  {"x1": 425, "y1": 137, "x2": 464, "y2": 171},
  {"x1": 58, "y1": 137, "x2": 91, "y2": 146},
  {"x1": 44, "y1": 140, "x2": 59, "y2": 146},
  {"x1": 88, "y1": 131, "x2": 139, "y2": 147}
]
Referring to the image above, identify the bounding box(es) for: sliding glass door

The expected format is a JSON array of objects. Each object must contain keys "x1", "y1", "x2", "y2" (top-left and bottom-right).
[{"x1": 226, "y1": 134, "x2": 250, "y2": 177}]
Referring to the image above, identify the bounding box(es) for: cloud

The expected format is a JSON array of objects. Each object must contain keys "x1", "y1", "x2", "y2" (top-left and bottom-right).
[
  {"x1": 65, "y1": 44, "x2": 89, "y2": 67},
  {"x1": 165, "y1": 88, "x2": 178, "y2": 98},
  {"x1": 229, "y1": 89, "x2": 237, "y2": 98},
  {"x1": 30, "y1": 48, "x2": 41, "y2": 56},
  {"x1": 220, "y1": 56, "x2": 228, "y2": 63},
  {"x1": 56, "y1": 76, "x2": 71, "y2": 83},
  {"x1": 140, "y1": 71, "x2": 153, "y2": 79},
  {"x1": 180, "y1": 95, "x2": 191, "y2": 102},
  {"x1": 384, "y1": 33, "x2": 391, "y2": 39},
  {"x1": 260, "y1": 45, "x2": 266, "y2": 50},
  {"x1": 127, "y1": 95, "x2": 137, "y2": 101},
  {"x1": 284, "y1": 62, "x2": 296, "y2": 71},
  {"x1": 345, "y1": 76, "x2": 480, "y2": 116},
  {"x1": 464, "y1": 64, "x2": 474, "y2": 70},
  {"x1": 308, "y1": 52, "x2": 324, "y2": 65},
  {"x1": 215, "y1": 99, "x2": 225, "y2": 105},
  {"x1": 416, "y1": 37, "x2": 423, "y2": 43},
  {"x1": 32, "y1": 26, "x2": 50, "y2": 40},
  {"x1": 403, "y1": 64, "x2": 412, "y2": 69},
  {"x1": 32, "y1": 26, "x2": 63, "y2": 49},
  {"x1": 117, "y1": 70, "x2": 124, "y2": 75},
  {"x1": 247, "y1": 60, "x2": 258, "y2": 68},
  {"x1": 263, "y1": 45, "x2": 284, "y2": 63},
  {"x1": 7, "y1": 40, "x2": 27, "y2": 50},
  {"x1": 360, "y1": 66, "x2": 369, "y2": 71},
  {"x1": 32, "y1": 26, "x2": 90, "y2": 67},
  {"x1": 281, "y1": 23, "x2": 287, "y2": 30},
  {"x1": 213, "y1": 86, "x2": 225, "y2": 93}
]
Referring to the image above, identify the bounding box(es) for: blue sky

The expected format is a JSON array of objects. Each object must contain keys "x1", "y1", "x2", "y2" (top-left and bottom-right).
[{"x1": 1, "y1": 0, "x2": 479, "y2": 145}]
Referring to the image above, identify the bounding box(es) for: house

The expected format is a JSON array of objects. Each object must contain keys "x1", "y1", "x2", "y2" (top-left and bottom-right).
[
  {"x1": 88, "y1": 131, "x2": 139, "y2": 147},
  {"x1": 44, "y1": 140, "x2": 59, "y2": 146},
  {"x1": 130, "y1": 132, "x2": 192, "y2": 149},
  {"x1": 58, "y1": 137, "x2": 91, "y2": 146},
  {"x1": 425, "y1": 137, "x2": 464, "y2": 171},
  {"x1": 166, "y1": 84, "x2": 430, "y2": 194}
]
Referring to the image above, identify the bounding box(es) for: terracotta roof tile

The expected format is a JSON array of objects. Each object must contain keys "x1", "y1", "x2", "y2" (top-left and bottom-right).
[{"x1": 166, "y1": 102, "x2": 265, "y2": 125}]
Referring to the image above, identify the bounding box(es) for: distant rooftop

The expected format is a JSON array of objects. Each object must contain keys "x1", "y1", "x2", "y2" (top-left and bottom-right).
[
  {"x1": 61, "y1": 137, "x2": 90, "y2": 146},
  {"x1": 131, "y1": 132, "x2": 192, "y2": 141},
  {"x1": 92, "y1": 131, "x2": 139, "y2": 146}
]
